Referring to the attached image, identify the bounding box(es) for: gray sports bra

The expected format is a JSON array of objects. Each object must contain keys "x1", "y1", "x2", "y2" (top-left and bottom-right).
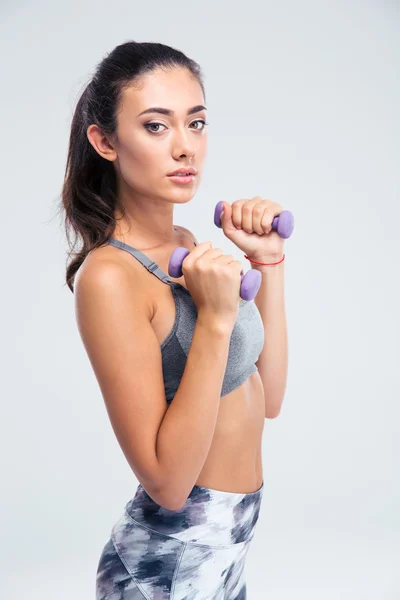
[{"x1": 106, "y1": 229, "x2": 265, "y2": 404}]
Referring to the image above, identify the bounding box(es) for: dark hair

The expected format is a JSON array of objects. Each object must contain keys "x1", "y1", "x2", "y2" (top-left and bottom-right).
[{"x1": 59, "y1": 41, "x2": 205, "y2": 292}]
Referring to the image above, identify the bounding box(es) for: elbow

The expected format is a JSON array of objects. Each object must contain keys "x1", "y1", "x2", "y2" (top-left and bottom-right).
[
  {"x1": 141, "y1": 481, "x2": 178, "y2": 511},
  {"x1": 265, "y1": 409, "x2": 281, "y2": 419},
  {"x1": 265, "y1": 398, "x2": 284, "y2": 419},
  {"x1": 133, "y1": 473, "x2": 181, "y2": 511},
  {"x1": 154, "y1": 481, "x2": 193, "y2": 512},
  {"x1": 158, "y1": 493, "x2": 188, "y2": 512},
  {"x1": 167, "y1": 499, "x2": 187, "y2": 511},
  {"x1": 161, "y1": 485, "x2": 192, "y2": 511},
  {"x1": 142, "y1": 487, "x2": 181, "y2": 511},
  {"x1": 161, "y1": 494, "x2": 186, "y2": 511},
  {"x1": 149, "y1": 483, "x2": 188, "y2": 512},
  {"x1": 264, "y1": 391, "x2": 286, "y2": 419},
  {"x1": 139, "y1": 466, "x2": 190, "y2": 511}
]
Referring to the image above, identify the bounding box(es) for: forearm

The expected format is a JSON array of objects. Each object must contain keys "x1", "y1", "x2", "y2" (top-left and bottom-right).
[
  {"x1": 252, "y1": 256, "x2": 288, "y2": 417},
  {"x1": 155, "y1": 318, "x2": 231, "y2": 509}
]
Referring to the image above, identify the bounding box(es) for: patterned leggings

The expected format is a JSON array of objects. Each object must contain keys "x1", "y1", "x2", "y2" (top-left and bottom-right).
[{"x1": 96, "y1": 479, "x2": 264, "y2": 599}]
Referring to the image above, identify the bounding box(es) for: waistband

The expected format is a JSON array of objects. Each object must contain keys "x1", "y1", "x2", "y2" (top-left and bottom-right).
[{"x1": 123, "y1": 480, "x2": 264, "y2": 546}]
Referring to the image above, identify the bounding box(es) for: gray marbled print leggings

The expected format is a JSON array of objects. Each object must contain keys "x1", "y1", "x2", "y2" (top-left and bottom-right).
[{"x1": 96, "y1": 479, "x2": 264, "y2": 599}]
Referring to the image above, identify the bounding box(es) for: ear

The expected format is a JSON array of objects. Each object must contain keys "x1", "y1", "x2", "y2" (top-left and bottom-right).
[{"x1": 86, "y1": 124, "x2": 117, "y2": 162}]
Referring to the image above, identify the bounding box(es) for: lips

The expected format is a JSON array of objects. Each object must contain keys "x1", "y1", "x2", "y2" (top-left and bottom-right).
[{"x1": 167, "y1": 167, "x2": 197, "y2": 176}]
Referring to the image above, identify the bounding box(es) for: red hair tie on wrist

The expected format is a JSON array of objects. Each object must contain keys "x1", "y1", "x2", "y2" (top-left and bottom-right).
[{"x1": 244, "y1": 254, "x2": 285, "y2": 266}]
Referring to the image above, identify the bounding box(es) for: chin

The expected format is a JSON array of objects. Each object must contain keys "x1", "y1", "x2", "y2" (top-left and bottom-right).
[{"x1": 170, "y1": 193, "x2": 196, "y2": 205}]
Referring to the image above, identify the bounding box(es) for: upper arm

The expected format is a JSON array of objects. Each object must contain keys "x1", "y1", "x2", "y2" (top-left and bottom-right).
[{"x1": 74, "y1": 259, "x2": 169, "y2": 500}]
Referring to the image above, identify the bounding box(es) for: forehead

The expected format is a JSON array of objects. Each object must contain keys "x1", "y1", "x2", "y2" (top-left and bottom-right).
[{"x1": 120, "y1": 67, "x2": 204, "y2": 115}]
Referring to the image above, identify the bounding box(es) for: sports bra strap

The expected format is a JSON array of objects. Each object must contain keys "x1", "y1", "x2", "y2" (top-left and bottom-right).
[
  {"x1": 106, "y1": 226, "x2": 196, "y2": 285},
  {"x1": 106, "y1": 237, "x2": 172, "y2": 285}
]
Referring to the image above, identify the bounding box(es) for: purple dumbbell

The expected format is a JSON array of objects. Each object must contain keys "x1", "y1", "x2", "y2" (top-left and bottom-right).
[
  {"x1": 168, "y1": 247, "x2": 262, "y2": 301},
  {"x1": 213, "y1": 201, "x2": 294, "y2": 238},
  {"x1": 168, "y1": 201, "x2": 294, "y2": 301}
]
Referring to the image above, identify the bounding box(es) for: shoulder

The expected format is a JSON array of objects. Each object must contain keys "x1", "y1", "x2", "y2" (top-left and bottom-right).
[
  {"x1": 75, "y1": 244, "x2": 136, "y2": 288},
  {"x1": 74, "y1": 246, "x2": 153, "y2": 319},
  {"x1": 174, "y1": 224, "x2": 198, "y2": 246}
]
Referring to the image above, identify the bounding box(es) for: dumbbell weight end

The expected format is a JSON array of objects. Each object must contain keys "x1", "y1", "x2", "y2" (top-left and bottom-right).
[{"x1": 168, "y1": 247, "x2": 262, "y2": 301}]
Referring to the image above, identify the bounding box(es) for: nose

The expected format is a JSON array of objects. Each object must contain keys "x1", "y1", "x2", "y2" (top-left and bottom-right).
[{"x1": 171, "y1": 127, "x2": 196, "y2": 160}]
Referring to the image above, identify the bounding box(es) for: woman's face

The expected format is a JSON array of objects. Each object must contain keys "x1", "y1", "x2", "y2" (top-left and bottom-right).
[{"x1": 112, "y1": 66, "x2": 208, "y2": 206}]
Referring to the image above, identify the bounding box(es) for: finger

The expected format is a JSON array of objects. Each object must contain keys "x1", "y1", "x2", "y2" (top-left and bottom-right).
[
  {"x1": 252, "y1": 203, "x2": 266, "y2": 235},
  {"x1": 241, "y1": 197, "x2": 264, "y2": 233},
  {"x1": 231, "y1": 200, "x2": 246, "y2": 229},
  {"x1": 260, "y1": 209, "x2": 275, "y2": 234},
  {"x1": 241, "y1": 202, "x2": 254, "y2": 233},
  {"x1": 213, "y1": 254, "x2": 235, "y2": 263}
]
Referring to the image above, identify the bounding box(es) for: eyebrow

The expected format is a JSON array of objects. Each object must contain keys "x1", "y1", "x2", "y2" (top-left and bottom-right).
[{"x1": 137, "y1": 104, "x2": 207, "y2": 117}]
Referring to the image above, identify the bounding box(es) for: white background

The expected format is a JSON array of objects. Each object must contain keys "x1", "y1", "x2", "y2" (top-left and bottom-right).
[{"x1": 1, "y1": 0, "x2": 399, "y2": 598}]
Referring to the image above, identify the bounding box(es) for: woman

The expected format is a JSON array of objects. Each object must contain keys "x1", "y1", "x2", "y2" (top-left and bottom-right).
[{"x1": 61, "y1": 41, "x2": 288, "y2": 599}]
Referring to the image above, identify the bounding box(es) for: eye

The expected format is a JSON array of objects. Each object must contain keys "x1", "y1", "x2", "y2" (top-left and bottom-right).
[
  {"x1": 143, "y1": 119, "x2": 209, "y2": 134},
  {"x1": 144, "y1": 122, "x2": 166, "y2": 134},
  {"x1": 191, "y1": 119, "x2": 208, "y2": 131}
]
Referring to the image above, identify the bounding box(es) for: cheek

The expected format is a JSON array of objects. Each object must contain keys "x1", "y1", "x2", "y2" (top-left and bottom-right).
[
  {"x1": 197, "y1": 139, "x2": 208, "y2": 160},
  {"x1": 117, "y1": 140, "x2": 158, "y2": 183}
]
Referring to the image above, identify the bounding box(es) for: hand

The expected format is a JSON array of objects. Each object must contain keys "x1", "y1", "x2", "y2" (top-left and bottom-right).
[{"x1": 219, "y1": 197, "x2": 286, "y2": 261}]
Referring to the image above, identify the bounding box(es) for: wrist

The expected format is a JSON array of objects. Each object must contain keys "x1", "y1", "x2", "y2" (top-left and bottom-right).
[
  {"x1": 247, "y1": 252, "x2": 284, "y2": 261},
  {"x1": 245, "y1": 253, "x2": 285, "y2": 266}
]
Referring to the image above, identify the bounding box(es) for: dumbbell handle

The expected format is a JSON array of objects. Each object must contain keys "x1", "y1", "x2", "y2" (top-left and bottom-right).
[
  {"x1": 214, "y1": 201, "x2": 294, "y2": 238},
  {"x1": 168, "y1": 247, "x2": 262, "y2": 301}
]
